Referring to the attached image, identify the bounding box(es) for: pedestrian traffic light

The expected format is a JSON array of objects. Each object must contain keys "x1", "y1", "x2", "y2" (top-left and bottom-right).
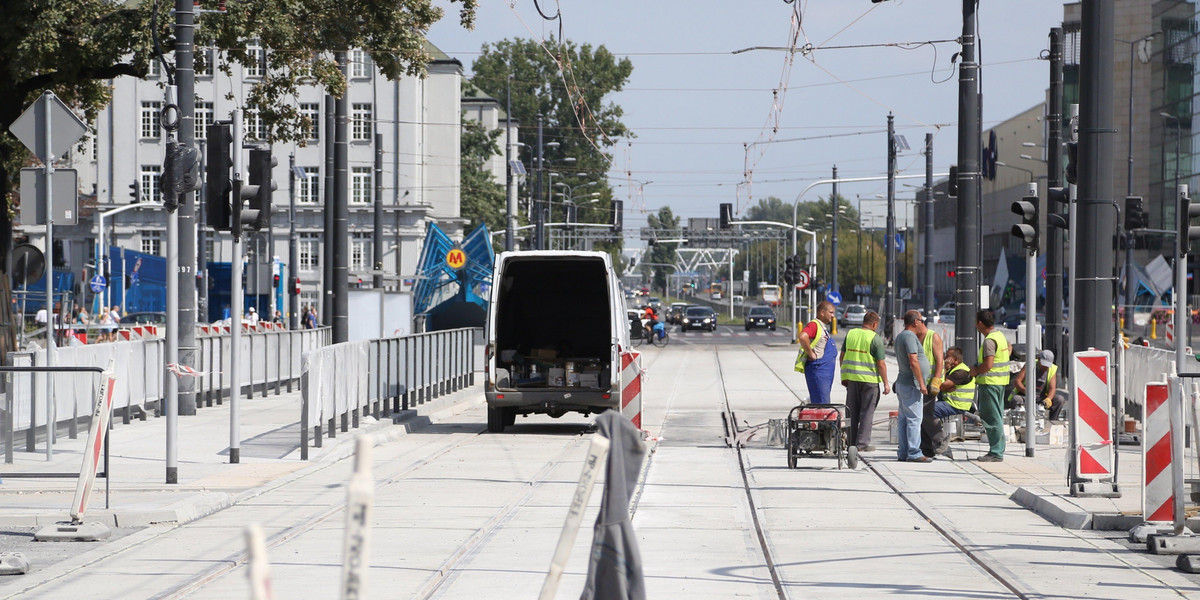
[
  {"x1": 1178, "y1": 187, "x2": 1200, "y2": 258},
  {"x1": 948, "y1": 165, "x2": 958, "y2": 197},
  {"x1": 946, "y1": 270, "x2": 956, "y2": 278},
  {"x1": 719, "y1": 203, "x2": 733, "y2": 230},
  {"x1": 784, "y1": 256, "x2": 796, "y2": 285},
  {"x1": 1011, "y1": 190, "x2": 1039, "y2": 251},
  {"x1": 1125, "y1": 196, "x2": 1148, "y2": 231},
  {"x1": 245, "y1": 148, "x2": 276, "y2": 231},
  {"x1": 205, "y1": 121, "x2": 233, "y2": 231},
  {"x1": 129, "y1": 182, "x2": 141, "y2": 203},
  {"x1": 293, "y1": 277, "x2": 301, "y2": 296},
  {"x1": 612, "y1": 199, "x2": 623, "y2": 233}
]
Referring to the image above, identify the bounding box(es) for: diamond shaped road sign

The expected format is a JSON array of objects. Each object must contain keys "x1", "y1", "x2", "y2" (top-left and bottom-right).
[{"x1": 9, "y1": 91, "x2": 89, "y2": 164}]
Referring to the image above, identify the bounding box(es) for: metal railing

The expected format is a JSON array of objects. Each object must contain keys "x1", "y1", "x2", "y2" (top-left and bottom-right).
[{"x1": 300, "y1": 327, "x2": 479, "y2": 459}]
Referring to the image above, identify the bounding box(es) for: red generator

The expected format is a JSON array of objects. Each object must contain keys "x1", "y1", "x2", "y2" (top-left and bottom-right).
[{"x1": 785, "y1": 403, "x2": 858, "y2": 470}]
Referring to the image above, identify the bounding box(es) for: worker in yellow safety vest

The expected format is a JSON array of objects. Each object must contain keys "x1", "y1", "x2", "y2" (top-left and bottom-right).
[
  {"x1": 1013, "y1": 349, "x2": 1064, "y2": 421},
  {"x1": 967, "y1": 309, "x2": 1010, "y2": 463},
  {"x1": 839, "y1": 310, "x2": 890, "y2": 451},
  {"x1": 795, "y1": 301, "x2": 837, "y2": 404},
  {"x1": 935, "y1": 346, "x2": 976, "y2": 418}
]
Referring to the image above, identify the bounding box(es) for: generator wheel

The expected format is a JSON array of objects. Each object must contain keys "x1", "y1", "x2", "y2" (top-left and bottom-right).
[
  {"x1": 846, "y1": 445, "x2": 859, "y2": 470},
  {"x1": 787, "y1": 449, "x2": 797, "y2": 469}
]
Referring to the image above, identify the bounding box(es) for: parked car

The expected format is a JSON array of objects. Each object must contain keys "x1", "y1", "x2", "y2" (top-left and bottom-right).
[
  {"x1": 121, "y1": 311, "x2": 168, "y2": 325},
  {"x1": 666, "y1": 302, "x2": 690, "y2": 325},
  {"x1": 744, "y1": 306, "x2": 777, "y2": 331},
  {"x1": 915, "y1": 307, "x2": 939, "y2": 323},
  {"x1": 840, "y1": 304, "x2": 867, "y2": 327},
  {"x1": 680, "y1": 306, "x2": 717, "y2": 332},
  {"x1": 939, "y1": 307, "x2": 956, "y2": 324}
]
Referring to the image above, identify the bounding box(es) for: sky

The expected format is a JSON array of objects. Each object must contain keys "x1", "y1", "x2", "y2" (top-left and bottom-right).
[{"x1": 428, "y1": 0, "x2": 1066, "y2": 245}]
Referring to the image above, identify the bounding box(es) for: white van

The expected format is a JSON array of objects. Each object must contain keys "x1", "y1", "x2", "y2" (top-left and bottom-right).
[{"x1": 484, "y1": 250, "x2": 639, "y2": 432}]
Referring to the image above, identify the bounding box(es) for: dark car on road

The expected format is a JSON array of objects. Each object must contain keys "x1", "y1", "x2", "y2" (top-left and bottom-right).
[
  {"x1": 666, "y1": 302, "x2": 689, "y2": 325},
  {"x1": 744, "y1": 306, "x2": 777, "y2": 331},
  {"x1": 680, "y1": 306, "x2": 717, "y2": 332}
]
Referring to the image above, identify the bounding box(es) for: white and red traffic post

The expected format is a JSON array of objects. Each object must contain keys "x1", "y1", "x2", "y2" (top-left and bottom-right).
[
  {"x1": 70, "y1": 367, "x2": 117, "y2": 523},
  {"x1": 245, "y1": 523, "x2": 274, "y2": 600},
  {"x1": 340, "y1": 437, "x2": 374, "y2": 600},
  {"x1": 538, "y1": 433, "x2": 610, "y2": 600},
  {"x1": 1069, "y1": 350, "x2": 1118, "y2": 497}
]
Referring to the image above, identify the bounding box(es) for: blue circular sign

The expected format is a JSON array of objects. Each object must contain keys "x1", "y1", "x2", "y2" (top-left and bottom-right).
[
  {"x1": 89, "y1": 275, "x2": 106, "y2": 293},
  {"x1": 826, "y1": 291, "x2": 843, "y2": 305}
]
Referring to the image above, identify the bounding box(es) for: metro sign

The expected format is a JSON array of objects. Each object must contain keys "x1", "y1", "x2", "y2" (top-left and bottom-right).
[{"x1": 445, "y1": 247, "x2": 467, "y2": 270}]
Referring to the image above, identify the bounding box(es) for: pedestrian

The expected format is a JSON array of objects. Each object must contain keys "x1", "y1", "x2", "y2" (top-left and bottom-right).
[
  {"x1": 300, "y1": 305, "x2": 310, "y2": 329},
  {"x1": 894, "y1": 310, "x2": 931, "y2": 462},
  {"x1": 795, "y1": 301, "x2": 837, "y2": 404},
  {"x1": 934, "y1": 346, "x2": 976, "y2": 421},
  {"x1": 839, "y1": 310, "x2": 889, "y2": 452},
  {"x1": 919, "y1": 320, "x2": 948, "y2": 458},
  {"x1": 273, "y1": 309, "x2": 284, "y2": 324},
  {"x1": 247, "y1": 306, "x2": 259, "y2": 326},
  {"x1": 1013, "y1": 349, "x2": 1064, "y2": 421},
  {"x1": 968, "y1": 309, "x2": 1010, "y2": 462},
  {"x1": 305, "y1": 306, "x2": 318, "y2": 329}
]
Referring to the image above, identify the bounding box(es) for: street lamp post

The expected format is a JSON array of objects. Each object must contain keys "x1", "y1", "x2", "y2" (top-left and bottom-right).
[
  {"x1": 994, "y1": 161, "x2": 1036, "y2": 182},
  {"x1": 1122, "y1": 33, "x2": 1156, "y2": 196}
]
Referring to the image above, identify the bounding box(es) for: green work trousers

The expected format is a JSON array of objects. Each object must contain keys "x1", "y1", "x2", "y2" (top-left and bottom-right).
[{"x1": 977, "y1": 384, "x2": 1006, "y2": 457}]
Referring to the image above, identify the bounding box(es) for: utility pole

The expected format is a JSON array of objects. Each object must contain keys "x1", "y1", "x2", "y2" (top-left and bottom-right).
[
  {"x1": 886, "y1": 114, "x2": 897, "y2": 336},
  {"x1": 1045, "y1": 27, "x2": 1065, "y2": 370},
  {"x1": 1074, "y1": 1, "x2": 1115, "y2": 356},
  {"x1": 535, "y1": 114, "x2": 545, "y2": 250},
  {"x1": 288, "y1": 154, "x2": 299, "y2": 330},
  {"x1": 924, "y1": 133, "x2": 935, "y2": 315},
  {"x1": 505, "y1": 74, "x2": 516, "y2": 252},
  {"x1": 323, "y1": 94, "x2": 335, "y2": 326},
  {"x1": 373, "y1": 132, "x2": 383, "y2": 288},
  {"x1": 333, "y1": 52, "x2": 349, "y2": 343},
  {"x1": 955, "y1": 0, "x2": 981, "y2": 363},
  {"x1": 173, "y1": 0, "x2": 198, "y2": 425},
  {"x1": 831, "y1": 165, "x2": 839, "y2": 299}
]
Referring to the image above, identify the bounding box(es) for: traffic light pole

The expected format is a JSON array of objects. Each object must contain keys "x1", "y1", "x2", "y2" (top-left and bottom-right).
[
  {"x1": 1045, "y1": 27, "x2": 1065, "y2": 371},
  {"x1": 954, "y1": 0, "x2": 982, "y2": 365},
  {"x1": 229, "y1": 111, "x2": 244, "y2": 464},
  {"x1": 1023, "y1": 182, "x2": 1038, "y2": 459},
  {"x1": 174, "y1": 0, "x2": 198, "y2": 424}
]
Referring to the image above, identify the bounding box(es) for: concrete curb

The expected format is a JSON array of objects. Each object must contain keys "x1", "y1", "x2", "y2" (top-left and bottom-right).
[{"x1": 1009, "y1": 487, "x2": 1093, "y2": 530}]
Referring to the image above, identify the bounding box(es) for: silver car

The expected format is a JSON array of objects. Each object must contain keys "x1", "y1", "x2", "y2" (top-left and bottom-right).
[{"x1": 841, "y1": 304, "x2": 867, "y2": 327}]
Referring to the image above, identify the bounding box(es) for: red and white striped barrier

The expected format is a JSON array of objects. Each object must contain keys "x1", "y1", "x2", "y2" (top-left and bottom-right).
[
  {"x1": 71, "y1": 369, "x2": 117, "y2": 522},
  {"x1": 620, "y1": 350, "x2": 643, "y2": 430},
  {"x1": 1167, "y1": 320, "x2": 1175, "y2": 344},
  {"x1": 1072, "y1": 350, "x2": 1114, "y2": 481},
  {"x1": 1143, "y1": 381, "x2": 1173, "y2": 523}
]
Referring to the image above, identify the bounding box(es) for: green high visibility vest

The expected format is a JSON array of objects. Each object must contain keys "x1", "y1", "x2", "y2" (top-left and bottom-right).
[
  {"x1": 794, "y1": 319, "x2": 828, "y2": 373},
  {"x1": 976, "y1": 330, "x2": 1011, "y2": 386},
  {"x1": 946, "y1": 362, "x2": 975, "y2": 410},
  {"x1": 922, "y1": 329, "x2": 938, "y2": 384},
  {"x1": 842, "y1": 328, "x2": 881, "y2": 383}
]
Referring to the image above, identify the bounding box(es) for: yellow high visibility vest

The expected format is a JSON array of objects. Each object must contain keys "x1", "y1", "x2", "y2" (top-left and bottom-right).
[
  {"x1": 842, "y1": 328, "x2": 881, "y2": 383},
  {"x1": 794, "y1": 319, "x2": 828, "y2": 373},
  {"x1": 946, "y1": 363, "x2": 975, "y2": 410},
  {"x1": 976, "y1": 330, "x2": 1011, "y2": 386}
]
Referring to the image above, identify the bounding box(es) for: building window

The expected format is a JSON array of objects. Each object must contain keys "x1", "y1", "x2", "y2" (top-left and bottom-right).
[
  {"x1": 142, "y1": 230, "x2": 162, "y2": 256},
  {"x1": 140, "y1": 165, "x2": 161, "y2": 202},
  {"x1": 205, "y1": 238, "x2": 216, "y2": 262},
  {"x1": 195, "y1": 102, "x2": 214, "y2": 140},
  {"x1": 299, "y1": 233, "x2": 321, "y2": 271},
  {"x1": 140, "y1": 102, "x2": 161, "y2": 139},
  {"x1": 351, "y1": 167, "x2": 372, "y2": 205},
  {"x1": 351, "y1": 233, "x2": 371, "y2": 272},
  {"x1": 300, "y1": 103, "x2": 320, "y2": 141},
  {"x1": 246, "y1": 111, "x2": 267, "y2": 141},
  {"x1": 298, "y1": 167, "x2": 320, "y2": 203},
  {"x1": 351, "y1": 103, "x2": 372, "y2": 141},
  {"x1": 351, "y1": 49, "x2": 373, "y2": 78},
  {"x1": 196, "y1": 47, "x2": 216, "y2": 77},
  {"x1": 246, "y1": 41, "x2": 265, "y2": 78},
  {"x1": 148, "y1": 57, "x2": 162, "y2": 79}
]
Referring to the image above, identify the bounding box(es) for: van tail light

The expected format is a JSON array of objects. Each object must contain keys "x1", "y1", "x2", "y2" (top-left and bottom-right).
[
  {"x1": 602, "y1": 393, "x2": 610, "y2": 400},
  {"x1": 496, "y1": 394, "x2": 505, "y2": 400}
]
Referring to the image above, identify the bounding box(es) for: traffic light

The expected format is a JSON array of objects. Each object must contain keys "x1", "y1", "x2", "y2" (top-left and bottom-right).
[
  {"x1": 205, "y1": 121, "x2": 233, "y2": 231},
  {"x1": 946, "y1": 270, "x2": 956, "y2": 278},
  {"x1": 948, "y1": 165, "x2": 958, "y2": 197},
  {"x1": 293, "y1": 277, "x2": 301, "y2": 296},
  {"x1": 129, "y1": 182, "x2": 141, "y2": 203},
  {"x1": 1010, "y1": 191, "x2": 1039, "y2": 251},
  {"x1": 1046, "y1": 187, "x2": 1069, "y2": 230},
  {"x1": 719, "y1": 203, "x2": 733, "y2": 230},
  {"x1": 273, "y1": 273, "x2": 281, "y2": 290},
  {"x1": 1178, "y1": 188, "x2": 1200, "y2": 258},
  {"x1": 1065, "y1": 141, "x2": 1078, "y2": 185},
  {"x1": 1125, "y1": 196, "x2": 1148, "y2": 231},
  {"x1": 784, "y1": 255, "x2": 796, "y2": 285},
  {"x1": 161, "y1": 140, "x2": 201, "y2": 213},
  {"x1": 245, "y1": 148, "x2": 277, "y2": 231},
  {"x1": 612, "y1": 199, "x2": 623, "y2": 233}
]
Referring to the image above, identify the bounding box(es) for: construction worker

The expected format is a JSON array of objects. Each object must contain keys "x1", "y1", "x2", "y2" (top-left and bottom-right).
[
  {"x1": 918, "y1": 321, "x2": 947, "y2": 458},
  {"x1": 1013, "y1": 349, "x2": 1063, "y2": 421},
  {"x1": 795, "y1": 301, "x2": 837, "y2": 404},
  {"x1": 935, "y1": 346, "x2": 976, "y2": 419},
  {"x1": 839, "y1": 311, "x2": 890, "y2": 451},
  {"x1": 968, "y1": 310, "x2": 1010, "y2": 462}
]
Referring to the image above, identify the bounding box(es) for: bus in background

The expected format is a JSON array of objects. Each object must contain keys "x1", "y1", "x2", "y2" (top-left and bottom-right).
[
  {"x1": 760, "y1": 284, "x2": 782, "y2": 307},
  {"x1": 710, "y1": 282, "x2": 723, "y2": 300}
]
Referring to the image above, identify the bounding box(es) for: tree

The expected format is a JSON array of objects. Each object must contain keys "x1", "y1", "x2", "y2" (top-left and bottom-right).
[
  {"x1": 644, "y1": 206, "x2": 680, "y2": 294},
  {"x1": 0, "y1": 0, "x2": 478, "y2": 271},
  {"x1": 459, "y1": 119, "x2": 505, "y2": 243},
  {"x1": 470, "y1": 38, "x2": 632, "y2": 257}
]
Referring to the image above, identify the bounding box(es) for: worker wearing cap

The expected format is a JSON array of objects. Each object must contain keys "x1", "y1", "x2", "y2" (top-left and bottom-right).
[{"x1": 1013, "y1": 349, "x2": 1063, "y2": 421}]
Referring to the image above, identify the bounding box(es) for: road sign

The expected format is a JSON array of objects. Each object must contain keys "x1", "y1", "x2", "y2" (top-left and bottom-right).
[
  {"x1": 445, "y1": 247, "x2": 467, "y2": 270},
  {"x1": 19, "y1": 168, "x2": 78, "y2": 225},
  {"x1": 9, "y1": 92, "x2": 89, "y2": 164},
  {"x1": 90, "y1": 275, "x2": 107, "y2": 293},
  {"x1": 11, "y1": 243, "x2": 45, "y2": 286},
  {"x1": 900, "y1": 288, "x2": 912, "y2": 300},
  {"x1": 826, "y1": 290, "x2": 842, "y2": 305},
  {"x1": 795, "y1": 269, "x2": 810, "y2": 290}
]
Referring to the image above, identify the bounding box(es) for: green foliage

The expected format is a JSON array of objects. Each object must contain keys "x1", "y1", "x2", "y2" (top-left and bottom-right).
[
  {"x1": 459, "y1": 119, "x2": 505, "y2": 244},
  {"x1": 469, "y1": 37, "x2": 632, "y2": 253},
  {"x1": 644, "y1": 206, "x2": 680, "y2": 292}
]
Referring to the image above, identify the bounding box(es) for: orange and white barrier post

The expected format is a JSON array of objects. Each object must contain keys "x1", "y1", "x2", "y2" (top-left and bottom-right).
[
  {"x1": 245, "y1": 523, "x2": 274, "y2": 600},
  {"x1": 1069, "y1": 350, "x2": 1118, "y2": 496},
  {"x1": 620, "y1": 350, "x2": 643, "y2": 430},
  {"x1": 70, "y1": 368, "x2": 117, "y2": 523},
  {"x1": 340, "y1": 437, "x2": 374, "y2": 600},
  {"x1": 538, "y1": 433, "x2": 610, "y2": 600},
  {"x1": 1143, "y1": 381, "x2": 1173, "y2": 523}
]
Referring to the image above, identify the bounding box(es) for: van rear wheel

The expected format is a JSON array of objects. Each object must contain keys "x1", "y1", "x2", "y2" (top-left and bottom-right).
[{"x1": 487, "y1": 406, "x2": 506, "y2": 433}]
